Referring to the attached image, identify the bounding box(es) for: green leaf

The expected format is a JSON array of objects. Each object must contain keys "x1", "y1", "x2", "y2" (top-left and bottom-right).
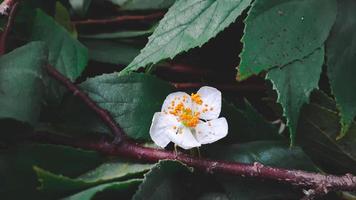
[
  {"x1": 34, "y1": 160, "x2": 154, "y2": 193},
  {"x1": 58, "y1": 73, "x2": 173, "y2": 140},
  {"x1": 69, "y1": 0, "x2": 92, "y2": 17},
  {"x1": 133, "y1": 160, "x2": 194, "y2": 200},
  {"x1": 0, "y1": 42, "x2": 47, "y2": 126},
  {"x1": 298, "y1": 91, "x2": 356, "y2": 174},
  {"x1": 79, "y1": 26, "x2": 155, "y2": 40},
  {"x1": 238, "y1": 0, "x2": 336, "y2": 80},
  {"x1": 266, "y1": 48, "x2": 324, "y2": 144},
  {"x1": 326, "y1": 0, "x2": 356, "y2": 138},
  {"x1": 221, "y1": 100, "x2": 280, "y2": 143},
  {"x1": 197, "y1": 193, "x2": 229, "y2": 200},
  {"x1": 81, "y1": 39, "x2": 142, "y2": 65},
  {"x1": 0, "y1": 144, "x2": 102, "y2": 199},
  {"x1": 121, "y1": 0, "x2": 252, "y2": 74},
  {"x1": 208, "y1": 141, "x2": 317, "y2": 200},
  {"x1": 30, "y1": 9, "x2": 88, "y2": 104},
  {"x1": 107, "y1": 0, "x2": 175, "y2": 10},
  {"x1": 62, "y1": 179, "x2": 142, "y2": 200},
  {"x1": 55, "y1": 2, "x2": 77, "y2": 37}
]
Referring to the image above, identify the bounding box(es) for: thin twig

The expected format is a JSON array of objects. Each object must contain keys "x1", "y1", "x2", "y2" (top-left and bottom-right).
[
  {"x1": 73, "y1": 12, "x2": 165, "y2": 26},
  {"x1": 44, "y1": 64, "x2": 356, "y2": 197},
  {"x1": 45, "y1": 64, "x2": 127, "y2": 143},
  {"x1": 0, "y1": 1, "x2": 19, "y2": 55}
]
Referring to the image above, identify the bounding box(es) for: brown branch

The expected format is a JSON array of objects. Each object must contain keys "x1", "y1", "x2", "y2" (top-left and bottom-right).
[
  {"x1": 72, "y1": 12, "x2": 165, "y2": 26},
  {"x1": 44, "y1": 64, "x2": 356, "y2": 197},
  {"x1": 45, "y1": 64, "x2": 127, "y2": 143},
  {"x1": 0, "y1": 1, "x2": 18, "y2": 55}
]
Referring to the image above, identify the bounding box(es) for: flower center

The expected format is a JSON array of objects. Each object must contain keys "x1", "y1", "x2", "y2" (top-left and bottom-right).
[{"x1": 169, "y1": 102, "x2": 200, "y2": 128}]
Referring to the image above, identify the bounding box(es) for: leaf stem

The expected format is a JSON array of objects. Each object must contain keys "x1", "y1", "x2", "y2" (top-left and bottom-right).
[{"x1": 44, "y1": 64, "x2": 356, "y2": 197}]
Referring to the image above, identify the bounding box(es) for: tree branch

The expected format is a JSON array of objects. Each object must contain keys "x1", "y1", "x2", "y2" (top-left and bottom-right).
[
  {"x1": 44, "y1": 64, "x2": 356, "y2": 197},
  {"x1": 0, "y1": 0, "x2": 18, "y2": 55},
  {"x1": 45, "y1": 64, "x2": 127, "y2": 143},
  {"x1": 72, "y1": 12, "x2": 165, "y2": 26}
]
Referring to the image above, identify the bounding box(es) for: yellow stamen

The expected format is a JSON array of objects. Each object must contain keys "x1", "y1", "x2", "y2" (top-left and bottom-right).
[
  {"x1": 169, "y1": 101, "x2": 200, "y2": 128},
  {"x1": 191, "y1": 93, "x2": 203, "y2": 105}
]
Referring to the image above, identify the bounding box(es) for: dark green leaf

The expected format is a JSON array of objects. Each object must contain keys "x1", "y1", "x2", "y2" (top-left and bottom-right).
[
  {"x1": 57, "y1": 73, "x2": 173, "y2": 140},
  {"x1": 55, "y1": 2, "x2": 77, "y2": 37},
  {"x1": 238, "y1": 0, "x2": 336, "y2": 80},
  {"x1": 0, "y1": 144, "x2": 102, "y2": 199},
  {"x1": 133, "y1": 160, "x2": 194, "y2": 200},
  {"x1": 326, "y1": 0, "x2": 356, "y2": 137},
  {"x1": 266, "y1": 48, "x2": 324, "y2": 144},
  {"x1": 298, "y1": 91, "x2": 356, "y2": 174},
  {"x1": 0, "y1": 42, "x2": 47, "y2": 126},
  {"x1": 107, "y1": 0, "x2": 175, "y2": 10},
  {"x1": 62, "y1": 179, "x2": 142, "y2": 200},
  {"x1": 30, "y1": 9, "x2": 88, "y2": 104},
  {"x1": 79, "y1": 26, "x2": 155, "y2": 40},
  {"x1": 221, "y1": 100, "x2": 280, "y2": 143},
  {"x1": 122, "y1": 0, "x2": 252, "y2": 74},
  {"x1": 81, "y1": 39, "x2": 142, "y2": 65},
  {"x1": 34, "y1": 160, "x2": 153, "y2": 193}
]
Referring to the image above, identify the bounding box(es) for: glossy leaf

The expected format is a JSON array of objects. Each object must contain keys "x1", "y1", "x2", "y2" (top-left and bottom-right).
[
  {"x1": 30, "y1": 9, "x2": 88, "y2": 104},
  {"x1": 326, "y1": 0, "x2": 356, "y2": 137},
  {"x1": 266, "y1": 48, "x2": 324, "y2": 144},
  {"x1": 58, "y1": 73, "x2": 173, "y2": 140},
  {"x1": 0, "y1": 42, "x2": 47, "y2": 126},
  {"x1": 238, "y1": 0, "x2": 336, "y2": 80},
  {"x1": 122, "y1": 0, "x2": 252, "y2": 74},
  {"x1": 62, "y1": 179, "x2": 142, "y2": 200}
]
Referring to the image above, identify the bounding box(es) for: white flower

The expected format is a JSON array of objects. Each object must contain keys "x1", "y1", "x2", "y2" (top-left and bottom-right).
[{"x1": 149, "y1": 86, "x2": 228, "y2": 150}]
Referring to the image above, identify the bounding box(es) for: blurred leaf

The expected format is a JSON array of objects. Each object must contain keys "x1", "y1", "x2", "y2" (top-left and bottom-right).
[
  {"x1": 0, "y1": 42, "x2": 47, "y2": 127},
  {"x1": 221, "y1": 100, "x2": 280, "y2": 143},
  {"x1": 108, "y1": 0, "x2": 175, "y2": 10},
  {"x1": 30, "y1": 9, "x2": 88, "y2": 105},
  {"x1": 79, "y1": 26, "x2": 155, "y2": 40},
  {"x1": 238, "y1": 0, "x2": 336, "y2": 80},
  {"x1": 297, "y1": 91, "x2": 356, "y2": 174},
  {"x1": 0, "y1": 144, "x2": 102, "y2": 199},
  {"x1": 133, "y1": 160, "x2": 194, "y2": 200},
  {"x1": 121, "y1": 0, "x2": 252, "y2": 74},
  {"x1": 62, "y1": 179, "x2": 142, "y2": 200},
  {"x1": 208, "y1": 141, "x2": 317, "y2": 200},
  {"x1": 55, "y1": 2, "x2": 77, "y2": 37},
  {"x1": 266, "y1": 48, "x2": 324, "y2": 145},
  {"x1": 34, "y1": 160, "x2": 153, "y2": 193},
  {"x1": 326, "y1": 0, "x2": 356, "y2": 138},
  {"x1": 81, "y1": 39, "x2": 142, "y2": 65},
  {"x1": 57, "y1": 73, "x2": 173, "y2": 140},
  {"x1": 69, "y1": 0, "x2": 92, "y2": 17}
]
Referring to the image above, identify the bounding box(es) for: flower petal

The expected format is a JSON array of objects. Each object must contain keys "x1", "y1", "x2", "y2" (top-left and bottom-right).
[
  {"x1": 194, "y1": 117, "x2": 228, "y2": 144},
  {"x1": 167, "y1": 126, "x2": 201, "y2": 150},
  {"x1": 149, "y1": 112, "x2": 180, "y2": 148},
  {"x1": 194, "y1": 86, "x2": 221, "y2": 120},
  {"x1": 161, "y1": 91, "x2": 192, "y2": 114}
]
